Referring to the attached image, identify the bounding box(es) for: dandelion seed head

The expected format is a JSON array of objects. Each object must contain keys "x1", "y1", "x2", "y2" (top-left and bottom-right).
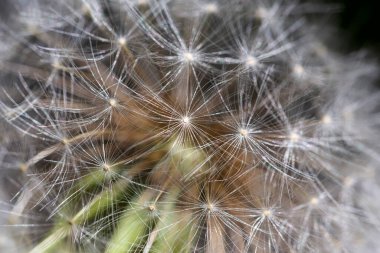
[
  {"x1": 344, "y1": 176, "x2": 355, "y2": 187},
  {"x1": 239, "y1": 128, "x2": 249, "y2": 137},
  {"x1": 80, "y1": 3, "x2": 91, "y2": 16},
  {"x1": 255, "y1": 7, "x2": 268, "y2": 20},
  {"x1": 310, "y1": 197, "x2": 319, "y2": 206},
  {"x1": 203, "y1": 3, "x2": 218, "y2": 13},
  {"x1": 322, "y1": 114, "x2": 332, "y2": 125},
  {"x1": 109, "y1": 98, "x2": 118, "y2": 107},
  {"x1": 293, "y1": 64, "x2": 305, "y2": 76},
  {"x1": 1, "y1": 1, "x2": 379, "y2": 252},
  {"x1": 102, "y1": 163, "x2": 112, "y2": 172},
  {"x1": 289, "y1": 131, "x2": 300, "y2": 143},
  {"x1": 182, "y1": 116, "x2": 191, "y2": 124},
  {"x1": 66, "y1": 219, "x2": 74, "y2": 226},
  {"x1": 137, "y1": 0, "x2": 149, "y2": 6},
  {"x1": 245, "y1": 55, "x2": 258, "y2": 67},
  {"x1": 148, "y1": 204, "x2": 156, "y2": 212},
  {"x1": 262, "y1": 209, "x2": 272, "y2": 218},
  {"x1": 203, "y1": 202, "x2": 217, "y2": 214},
  {"x1": 182, "y1": 52, "x2": 196, "y2": 63},
  {"x1": 117, "y1": 37, "x2": 127, "y2": 47},
  {"x1": 19, "y1": 163, "x2": 28, "y2": 173}
]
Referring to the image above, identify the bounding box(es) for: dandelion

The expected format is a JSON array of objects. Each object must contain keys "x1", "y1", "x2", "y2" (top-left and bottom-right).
[{"x1": 0, "y1": 0, "x2": 379, "y2": 253}]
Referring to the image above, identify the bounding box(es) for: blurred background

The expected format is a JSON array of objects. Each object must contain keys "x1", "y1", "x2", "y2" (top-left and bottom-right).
[{"x1": 327, "y1": 0, "x2": 380, "y2": 51}]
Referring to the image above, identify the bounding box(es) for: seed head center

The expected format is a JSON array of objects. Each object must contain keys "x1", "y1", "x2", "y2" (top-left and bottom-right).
[
  {"x1": 109, "y1": 98, "x2": 118, "y2": 107},
  {"x1": 310, "y1": 197, "x2": 319, "y2": 205},
  {"x1": 118, "y1": 37, "x2": 127, "y2": 47},
  {"x1": 262, "y1": 209, "x2": 272, "y2": 217},
  {"x1": 256, "y1": 7, "x2": 268, "y2": 19},
  {"x1": 293, "y1": 64, "x2": 305, "y2": 76},
  {"x1": 103, "y1": 163, "x2": 111, "y2": 172},
  {"x1": 246, "y1": 56, "x2": 258, "y2": 67},
  {"x1": 182, "y1": 116, "x2": 191, "y2": 124},
  {"x1": 183, "y1": 52, "x2": 195, "y2": 62},
  {"x1": 206, "y1": 203, "x2": 216, "y2": 213},
  {"x1": 148, "y1": 204, "x2": 156, "y2": 212},
  {"x1": 322, "y1": 114, "x2": 332, "y2": 125},
  {"x1": 289, "y1": 132, "x2": 300, "y2": 143},
  {"x1": 239, "y1": 128, "x2": 249, "y2": 137}
]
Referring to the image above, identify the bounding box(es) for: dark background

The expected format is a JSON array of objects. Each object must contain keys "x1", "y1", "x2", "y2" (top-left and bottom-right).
[{"x1": 325, "y1": 0, "x2": 380, "y2": 51}]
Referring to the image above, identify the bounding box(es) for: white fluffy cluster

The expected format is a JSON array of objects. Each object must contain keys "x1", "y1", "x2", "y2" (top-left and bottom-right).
[{"x1": 0, "y1": 0, "x2": 379, "y2": 252}]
